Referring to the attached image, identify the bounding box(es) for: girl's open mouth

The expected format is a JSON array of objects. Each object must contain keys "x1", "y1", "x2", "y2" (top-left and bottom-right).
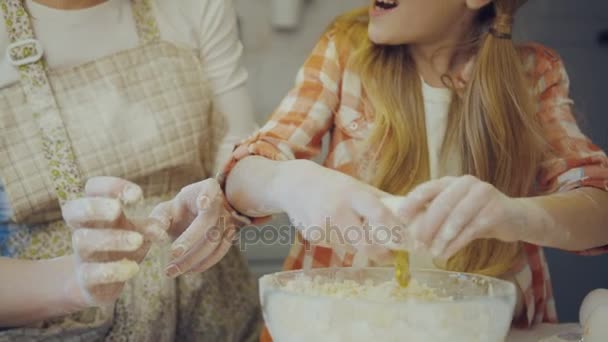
[{"x1": 371, "y1": 0, "x2": 399, "y2": 17}]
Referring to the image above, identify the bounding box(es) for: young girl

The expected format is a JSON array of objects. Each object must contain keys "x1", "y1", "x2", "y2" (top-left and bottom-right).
[{"x1": 159, "y1": 0, "x2": 608, "y2": 335}]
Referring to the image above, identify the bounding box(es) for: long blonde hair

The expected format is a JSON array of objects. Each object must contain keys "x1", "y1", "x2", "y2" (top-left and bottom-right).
[{"x1": 334, "y1": 1, "x2": 545, "y2": 276}]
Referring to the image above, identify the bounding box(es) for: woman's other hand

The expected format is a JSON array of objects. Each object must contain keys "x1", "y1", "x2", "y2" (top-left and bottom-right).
[
  {"x1": 150, "y1": 179, "x2": 242, "y2": 278},
  {"x1": 61, "y1": 177, "x2": 168, "y2": 306}
]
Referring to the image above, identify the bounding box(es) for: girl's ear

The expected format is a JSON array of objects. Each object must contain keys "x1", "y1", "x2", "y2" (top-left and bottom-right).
[{"x1": 465, "y1": 0, "x2": 492, "y2": 10}]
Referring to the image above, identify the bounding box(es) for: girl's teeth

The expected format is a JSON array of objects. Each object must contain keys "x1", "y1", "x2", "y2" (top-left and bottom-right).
[{"x1": 375, "y1": 0, "x2": 398, "y2": 10}]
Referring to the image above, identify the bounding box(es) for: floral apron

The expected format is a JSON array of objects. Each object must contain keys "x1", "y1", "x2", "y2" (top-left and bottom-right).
[{"x1": 0, "y1": 0, "x2": 261, "y2": 340}]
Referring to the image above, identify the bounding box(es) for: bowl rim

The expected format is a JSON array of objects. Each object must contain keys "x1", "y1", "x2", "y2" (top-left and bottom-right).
[{"x1": 259, "y1": 267, "x2": 518, "y2": 306}]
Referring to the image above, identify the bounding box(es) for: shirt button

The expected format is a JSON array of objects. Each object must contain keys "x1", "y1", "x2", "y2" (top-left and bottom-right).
[{"x1": 350, "y1": 122, "x2": 359, "y2": 130}]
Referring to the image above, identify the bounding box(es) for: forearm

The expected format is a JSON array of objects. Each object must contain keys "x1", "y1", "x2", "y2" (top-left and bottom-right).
[
  {"x1": 0, "y1": 255, "x2": 85, "y2": 328},
  {"x1": 518, "y1": 187, "x2": 608, "y2": 251},
  {"x1": 225, "y1": 156, "x2": 301, "y2": 217},
  {"x1": 212, "y1": 86, "x2": 258, "y2": 174}
]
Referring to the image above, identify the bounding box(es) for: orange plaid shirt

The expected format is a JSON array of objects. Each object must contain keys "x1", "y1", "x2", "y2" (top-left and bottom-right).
[{"x1": 221, "y1": 29, "x2": 608, "y2": 328}]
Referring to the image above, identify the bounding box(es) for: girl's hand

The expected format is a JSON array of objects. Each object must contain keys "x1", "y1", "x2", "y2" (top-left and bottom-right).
[
  {"x1": 274, "y1": 160, "x2": 403, "y2": 260},
  {"x1": 62, "y1": 177, "x2": 168, "y2": 306},
  {"x1": 394, "y1": 176, "x2": 527, "y2": 260},
  {"x1": 150, "y1": 179, "x2": 242, "y2": 278}
]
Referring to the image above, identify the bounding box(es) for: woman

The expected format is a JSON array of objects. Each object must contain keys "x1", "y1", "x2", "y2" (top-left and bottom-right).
[
  {"x1": 163, "y1": 0, "x2": 608, "y2": 334},
  {"x1": 0, "y1": 0, "x2": 260, "y2": 340}
]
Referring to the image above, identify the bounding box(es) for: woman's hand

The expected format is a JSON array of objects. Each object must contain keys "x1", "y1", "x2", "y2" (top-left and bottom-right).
[
  {"x1": 392, "y1": 175, "x2": 527, "y2": 260},
  {"x1": 61, "y1": 177, "x2": 168, "y2": 307},
  {"x1": 273, "y1": 160, "x2": 403, "y2": 260},
  {"x1": 150, "y1": 179, "x2": 243, "y2": 278}
]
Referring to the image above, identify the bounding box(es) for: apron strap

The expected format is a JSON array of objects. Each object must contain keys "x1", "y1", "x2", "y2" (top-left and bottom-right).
[
  {"x1": 131, "y1": 0, "x2": 161, "y2": 44},
  {"x1": 1, "y1": 0, "x2": 85, "y2": 203}
]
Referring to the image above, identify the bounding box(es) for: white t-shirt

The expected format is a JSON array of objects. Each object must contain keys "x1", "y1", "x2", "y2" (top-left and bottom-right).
[
  {"x1": 1, "y1": 0, "x2": 244, "y2": 93},
  {"x1": 0, "y1": 0, "x2": 258, "y2": 218},
  {"x1": 410, "y1": 81, "x2": 455, "y2": 269},
  {"x1": 422, "y1": 80, "x2": 458, "y2": 180}
]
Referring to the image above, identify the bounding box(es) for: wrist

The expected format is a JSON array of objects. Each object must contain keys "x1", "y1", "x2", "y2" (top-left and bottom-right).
[
  {"x1": 511, "y1": 197, "x2": 552, "y2": 245},
  {"x1": 0, "y1": 256, "x2": 87, "y2": 327},
  {"x1": 48, "y1": 255, "x2": 90, "y2": 315}
]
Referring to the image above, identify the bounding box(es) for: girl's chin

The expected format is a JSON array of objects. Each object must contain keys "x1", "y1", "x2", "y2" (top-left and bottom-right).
[
  {"x1": 368, "y1": 25, "x2": 386, "y2": 44},
  {"x1": 368, "y1": 26, "x2": 399, "y2": 45}
]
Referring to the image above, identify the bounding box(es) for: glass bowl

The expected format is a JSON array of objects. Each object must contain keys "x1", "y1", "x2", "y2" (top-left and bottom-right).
[{"x1": 259, "y1": 267, "x2": 517, "y2": 342}]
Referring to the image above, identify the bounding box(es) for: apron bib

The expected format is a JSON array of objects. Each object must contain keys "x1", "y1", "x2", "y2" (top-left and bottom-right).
[{"x1": 0, "y1": 0, "x2": 261, "y2": 340}]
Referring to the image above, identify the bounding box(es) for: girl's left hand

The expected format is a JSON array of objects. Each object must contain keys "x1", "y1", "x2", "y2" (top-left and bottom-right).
[{"x1": 395, "y1": 176, "x2": 528, "y2": 260}]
